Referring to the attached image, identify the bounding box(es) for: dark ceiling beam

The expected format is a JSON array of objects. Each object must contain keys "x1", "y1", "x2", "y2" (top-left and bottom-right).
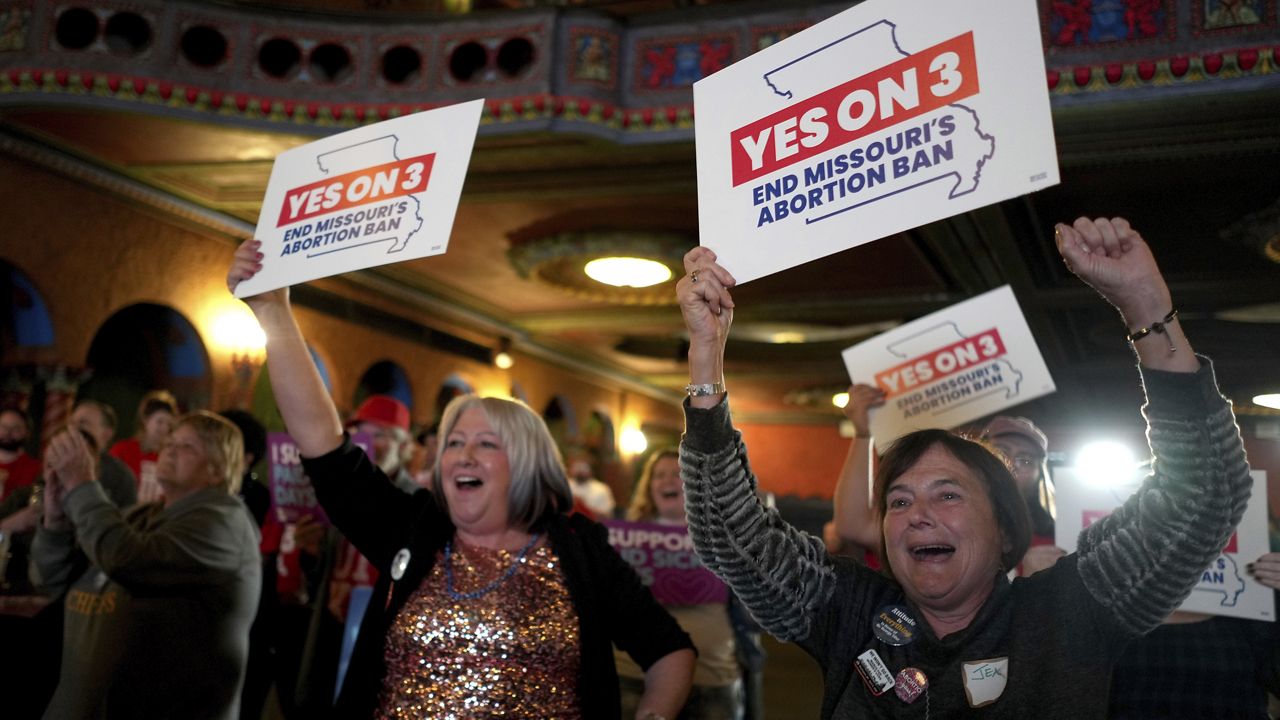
[
  {"x1": 968, "y1": 203, "x2": 1072, "y2": 365},
  {"x1": 1052, "y1": 90, "x2": 1280, "y2": 168}
]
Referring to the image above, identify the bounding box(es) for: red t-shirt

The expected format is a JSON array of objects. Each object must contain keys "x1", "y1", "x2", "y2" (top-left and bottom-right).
[
  {"x1": 0, "y1": 451, "x2": 41, "y2": 502},
  {"x1": 109, "y1": 438, "x2": 148, "y2": 477}
]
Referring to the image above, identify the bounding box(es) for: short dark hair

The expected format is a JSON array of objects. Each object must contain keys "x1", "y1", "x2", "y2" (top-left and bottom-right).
[
  {"x1": 873, "y1": 429, "x2": 1032, "y2": 574},
  {"x1": 74, "y1": 399, "x2": 117, "y2": 431},
  {"x1": 217, "y1": 409, "x2": 267, "y2": 466},
  {"x1": 137, "y1": 390, "x2": 179, "y2": 422}
]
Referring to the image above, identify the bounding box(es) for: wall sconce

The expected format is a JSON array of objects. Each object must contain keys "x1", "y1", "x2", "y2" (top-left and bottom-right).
[
  {"x1": 620, "y1": 426, "x2": 648, "y2": 455},
  {"x1": 493, "y1": 337, "x2": 514, "y2": 370},
  {"x1": 211, "y1": 309, "x2": 266, "y2": 407}
]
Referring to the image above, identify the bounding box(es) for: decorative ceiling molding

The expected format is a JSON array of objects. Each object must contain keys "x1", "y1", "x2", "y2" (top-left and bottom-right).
[{"x1": 0, "y1": 124, "x2": 255, "y2": 240}]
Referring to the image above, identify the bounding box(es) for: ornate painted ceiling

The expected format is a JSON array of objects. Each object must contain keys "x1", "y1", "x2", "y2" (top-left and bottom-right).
[{"x1": 2, "y1": 0, "x2": 1279, "y2": 432}]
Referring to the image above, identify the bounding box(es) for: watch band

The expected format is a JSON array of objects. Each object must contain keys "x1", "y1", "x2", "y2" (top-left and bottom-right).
[{"x1": 685, "y1": 380, "x2": 725, "y2": 397}]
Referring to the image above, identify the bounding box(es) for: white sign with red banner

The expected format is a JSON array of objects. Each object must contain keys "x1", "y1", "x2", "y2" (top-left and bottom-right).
[
  {"x1": 1055, "y1": 469, "x2": 1273, "y2": 622},
  {"x1": 842, "y1": 285, "x2": 1055, "y2": 450},
  {"x1": 234, "y1": 99, "x2": 483, "y2": 297},
  {"x1": 693, "y1": 0, "x2": 1057, "y2": 283}
]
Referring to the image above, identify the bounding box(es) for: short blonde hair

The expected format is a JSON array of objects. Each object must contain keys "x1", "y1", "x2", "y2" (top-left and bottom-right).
[
  {"x1": 179, "y1": 411, "x2": 244, "y2": 495},
  {"x1": 433, "y1": 396, "x2": 572, "y2": 530},
  {"x1": 626, "y1": 447, "x2": 679, "y2": 521}
]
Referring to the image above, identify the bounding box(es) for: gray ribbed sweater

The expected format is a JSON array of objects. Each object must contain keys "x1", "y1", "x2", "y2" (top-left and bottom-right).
[{"x1": 680, "y1": 359, "x2": 1250, "y2": 719}]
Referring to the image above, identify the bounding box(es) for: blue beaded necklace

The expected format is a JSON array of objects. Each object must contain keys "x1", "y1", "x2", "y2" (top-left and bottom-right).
[{"x1": 444, "y1": 532, "x2": 542, "y2": 601}]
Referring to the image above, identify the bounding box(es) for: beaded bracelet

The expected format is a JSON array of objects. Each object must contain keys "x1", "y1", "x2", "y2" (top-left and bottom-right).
[{"x1": 1126, "y1": 309, "x2": 1178, "y2": 352}]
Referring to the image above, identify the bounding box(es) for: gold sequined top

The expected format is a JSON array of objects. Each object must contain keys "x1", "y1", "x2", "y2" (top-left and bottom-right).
[{"x1": 375, "y1": 540, "x2": 582, "y2": 720}]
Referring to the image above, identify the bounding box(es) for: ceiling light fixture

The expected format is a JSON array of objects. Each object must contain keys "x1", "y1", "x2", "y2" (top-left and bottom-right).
[
  {"x1": 493, "y1": 337, "x2": 514, "y2": 370},
  {"x1": 507, "y1": 229, "x2": 690, "y2": 304},
  {"x1": 584, "y1": 257, "x2": 672, "y2": 288},
  {"x1": 832, "y1": 392, "x2": 850, "y2": 408},
  {"x1": 1254, "y1": 394, "x2": 1280, "y2": 410}
]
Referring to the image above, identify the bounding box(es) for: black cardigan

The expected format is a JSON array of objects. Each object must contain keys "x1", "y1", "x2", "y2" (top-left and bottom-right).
[{"x1": 303, "y1": 437, "x2": 694, "y2": 718}]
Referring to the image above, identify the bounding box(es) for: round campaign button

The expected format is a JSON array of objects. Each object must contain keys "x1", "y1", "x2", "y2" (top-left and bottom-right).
[
  {"x1": 894, "y1": 667, "x2": 928, "y2": 704},
  {"x1": 872, "y1": 604, "x2": 919, "y2": 646},
  {"x1": 390, "y1": 547, "x2": 411, "y2": 580}
]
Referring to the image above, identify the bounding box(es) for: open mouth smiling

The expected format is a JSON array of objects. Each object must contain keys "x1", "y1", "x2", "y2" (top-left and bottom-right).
[
  {"x1": 455, "y1": 476, "x2": 483, "y2": 489},
  {"x1": 909, "y1": 544, "x2": 955, "y2": 561}
]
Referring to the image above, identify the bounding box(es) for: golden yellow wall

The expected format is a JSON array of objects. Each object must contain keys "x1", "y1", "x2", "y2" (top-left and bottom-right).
[{"x1": 0, "y1": 154, "x2": 684, "y2": 477}]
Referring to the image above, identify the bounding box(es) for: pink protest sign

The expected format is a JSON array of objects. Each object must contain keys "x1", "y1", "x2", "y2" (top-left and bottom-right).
[
  {"x1": 268, "y1": 432, "x2": 373, "y2": 525},
  {"x1": 605, "y1": 519, "x2": 728, "y2": 606}
]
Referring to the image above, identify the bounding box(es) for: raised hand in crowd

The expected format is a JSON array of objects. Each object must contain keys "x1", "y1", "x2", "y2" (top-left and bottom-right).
[
  {"x1": 1055, "y1": 217, "x2": 1196, "y2": 372},
  {"x1": 43, "y1": 428, "x2": 98, "y2": 494},
  {"x1": 831, "y1": 383, "x2": 885, "y2": 552},
  {"x1": 676, "y1": 246, "x2": 736, "y2": 409}
]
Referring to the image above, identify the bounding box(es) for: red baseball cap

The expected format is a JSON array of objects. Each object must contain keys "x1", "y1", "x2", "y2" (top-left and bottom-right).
[{"x1": 348, "y1": 395, "x2": 411, "y2": 432}]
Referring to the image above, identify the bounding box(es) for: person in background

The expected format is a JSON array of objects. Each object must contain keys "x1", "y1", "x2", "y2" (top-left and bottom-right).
[
  {"x1": 70, "y1": 399, "x2": 138, "y2": 510},
  {"x1": 676, "y1": 216, "x2": 1251, "y2": 718},
  {"x1": 830, "y1": 384, "x2": 887, "y2": 567},
  {"x1": 229, "y1": 240, "x2": 695, "y2": 719},
  {"x1": 219, "y1": 409, "x2": 271, "y2": 528},
  {"x1": 348, "y1": 395, "x2": 415, "y2": 494},
  {"x1": 217, "y1": 408, "x2": 275, "y2": 720},
  {"x1": 617, "y1": 448, "x2": 746, "y2": 720},
  {"x1": 32, "y1": 413, "x2": 261, "y2": 719},
  {"x1": 979, "y1": 415, "x2": 1065, "y2": 575},
  {"x1": 408, "y1": 422, "x2": 439, "y2": 491},
  {"x1": 109, "y1": 389, "x2": 178, "y2": 503},
  {"x1": 567, "y1": 446, "x2": 616, "y2": 518},
  {"x1": 0, "y1": 406, "x2": 40, "y2": 503}
]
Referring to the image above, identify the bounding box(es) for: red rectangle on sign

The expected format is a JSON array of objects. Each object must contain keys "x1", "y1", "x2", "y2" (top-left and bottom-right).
[
  {"x1": 729, "y1": 31, "x2": 979, "y2": 187},
  {"x1": 277, "y1": 152, "x2": 435, "y2": 228},
  {"x1": 874, "y1": 327, "x2": 1006, "y2": 399},
  {"x1": 1081, "y1": 510, "x2": 1110, "y2": 529}
]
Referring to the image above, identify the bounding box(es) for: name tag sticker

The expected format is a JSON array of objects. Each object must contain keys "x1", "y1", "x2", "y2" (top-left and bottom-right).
[{"x1": 962, "y1": 656, "x2": 1009, "y2": 707}]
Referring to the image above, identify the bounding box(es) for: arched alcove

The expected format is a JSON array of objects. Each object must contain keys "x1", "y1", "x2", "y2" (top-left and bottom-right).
[
  {"x1": 582, "y1": 407, "x2": 617, "y2": 461},
  {"x1": 0, "y1": 259, "x2": 54, "y2": 356},
  {"x1": 509, "y1": 381, "x2": 529, "y2": 405},
  {"x1": 542, "y1": 394, "x2": 578, "y2": 453},
  {"x1": 435, "y1": 374, "x2": 474, "y2": 421},
  {"x1": 354, "y1": 359, "x2": 413, "y2": 414},
  {"x1": 250, "y1": 344, "x2": 331, "y2": 431},
  {"x1": 79, "y1": 302, "x2": 211, "y2": 435}
]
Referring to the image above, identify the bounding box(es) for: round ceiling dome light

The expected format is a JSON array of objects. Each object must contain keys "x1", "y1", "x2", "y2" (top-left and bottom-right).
[
  {"x1": 507, "y1": 229, "x2": 690, "y2": 304},
  {"x1": 584, "y1": 257, "x2": 672, "y2": 288}
]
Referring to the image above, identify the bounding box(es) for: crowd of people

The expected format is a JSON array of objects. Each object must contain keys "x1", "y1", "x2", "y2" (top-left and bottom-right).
[{"x1": 0, "y1": 213, "x2": 1271, "y2": 720}]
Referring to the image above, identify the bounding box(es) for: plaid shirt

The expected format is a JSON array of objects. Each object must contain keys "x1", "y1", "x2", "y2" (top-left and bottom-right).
[{"x1": 1110, "y1": 615, "x2": 1280, "y2": 719}]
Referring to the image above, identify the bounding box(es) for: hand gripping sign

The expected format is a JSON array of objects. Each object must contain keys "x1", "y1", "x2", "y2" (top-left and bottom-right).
[
  {"x1": 842, "y1": 286, "x2": 1055, "y2": 450},
  {"x1": 234, "y1": 99, "x2": 483, "y2": 297},
  {"x1": 694, "y1": 0, "x2": 1057, "y2": 283}
]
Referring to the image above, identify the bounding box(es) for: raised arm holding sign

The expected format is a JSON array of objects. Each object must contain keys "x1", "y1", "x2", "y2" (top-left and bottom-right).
[{"x1": 676, "y1": 216, "x2": 1251, "y2": 718}]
